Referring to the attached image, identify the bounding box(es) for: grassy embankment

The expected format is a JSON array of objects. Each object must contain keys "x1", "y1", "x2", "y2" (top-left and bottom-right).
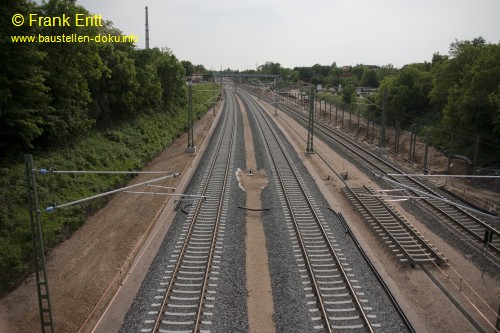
[{"x1": 0, "y1": 82, "x2": 221, "y2": 296}]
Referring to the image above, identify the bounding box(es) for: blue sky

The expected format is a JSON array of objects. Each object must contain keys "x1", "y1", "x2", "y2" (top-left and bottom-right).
[{"x1": 72, "y1": 0, "x2": 500, "y2": 70}]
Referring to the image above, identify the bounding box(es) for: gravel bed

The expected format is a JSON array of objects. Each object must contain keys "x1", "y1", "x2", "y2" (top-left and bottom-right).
[
  {"x1": 312, "y1": 123, "x2": 500, "y2": 278},
  {"x1": 119, "y1": 97, "x2": 249, "y2": 332},
  {"x1": 207, "y1": 101, "x2": 248, "y2": 332},
  {"x1": 246, "y1": 104, "x2": 315, "y2": 333},
  {"x1": 278, "y1": 105, "x2": 499, "y2": 279},
  {"x1": 120, "y1": 93, "x2": 416, "y2": 332},
  {"x1": 118, "y1": 193, "x2": 189, "y2": 333},
  {"x1": 254, "y1": 104, "x2": 412, "y2": 333}
]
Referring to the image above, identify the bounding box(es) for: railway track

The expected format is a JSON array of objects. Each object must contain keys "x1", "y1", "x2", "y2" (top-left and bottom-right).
[
  {"x1": 141, "y1": 87, "x2": 237, "y2": 333},
  {"x1": 239, "y1": 90, "x2": 380, "y2": 332},
  {"x1": 376, "y1": 173, "x2": 500, "y2": 266},
  {"x1": 343, "y1": 186, "x2": 446, "y2": 266},
  {"x1": 246, "y1": 86, "x2": 500, "y2": 271}
]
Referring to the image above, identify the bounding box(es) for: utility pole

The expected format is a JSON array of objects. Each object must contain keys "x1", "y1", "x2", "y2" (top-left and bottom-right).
[
  {"x1": 423, "y1": 129, "x2": 430, "y2": 173},
  {"x1": 306, "y1": 86, "x2": 315, "y2": 153},
  {"x1": 274, "y1": 94, "x2": 278, "y2": 116},
  {"x1": 145, "y1": 6, "x2": 150, "y2": 49},
  {"x1": 185, "y1": 79, "x2": 196, "y2": 153},
  {"x1": 380, "y1": 88, "x2": 388, "y2": 148},
  {"x1": 25, "y1": 154, "x2": 55, "y2": 333}
]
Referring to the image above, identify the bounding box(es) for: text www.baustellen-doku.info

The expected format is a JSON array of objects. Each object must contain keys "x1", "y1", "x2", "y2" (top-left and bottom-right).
[{"x1": 10, "y1": 12, "x2": 138, "y2": 44}]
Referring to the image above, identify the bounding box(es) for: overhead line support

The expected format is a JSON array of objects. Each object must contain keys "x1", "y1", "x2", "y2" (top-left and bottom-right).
[
  {"x1": 25, "y1": 154, "x2": 55, "y2": 333},
  {"x1": 306, "y1": 86, "x2": 315, "y2": 154}
]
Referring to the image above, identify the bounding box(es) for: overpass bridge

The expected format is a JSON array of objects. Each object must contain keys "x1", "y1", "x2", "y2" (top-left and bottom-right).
[{"x1": 212, "y1": 73, "x2": 280, "y2": 79}]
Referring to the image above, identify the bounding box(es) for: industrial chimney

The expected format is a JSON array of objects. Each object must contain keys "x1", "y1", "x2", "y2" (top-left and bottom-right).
[{"x1": 145, "y1": 6, "x2": 150, "y2": 49}]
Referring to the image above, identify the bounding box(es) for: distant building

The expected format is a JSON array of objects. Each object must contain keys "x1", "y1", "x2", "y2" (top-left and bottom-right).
[
  {"x1": 341, "y1": 66, "x2": 352, "y2": 77},
  {"x1": 191, "y1": 73, "x2": 204, "y2": 82}
]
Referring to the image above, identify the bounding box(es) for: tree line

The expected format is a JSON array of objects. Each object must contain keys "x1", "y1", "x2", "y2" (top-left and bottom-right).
[
  {"x1": 1, "y1": 0, "x2": 202, "y2": 158},
  {"x1": 4, "y1": 1, "x2": 498, "y2": 158},
  {"x1": 0, "y1": 0, "x2": 221, "y2": 295},
  {"x1": 250, "y1": 38, "x2": 500, "y2": 149}
]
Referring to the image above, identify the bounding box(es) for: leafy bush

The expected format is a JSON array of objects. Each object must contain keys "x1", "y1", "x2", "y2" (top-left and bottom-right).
[{"x1": 0, "y1": 83, "x2": 220, "y2": 296}]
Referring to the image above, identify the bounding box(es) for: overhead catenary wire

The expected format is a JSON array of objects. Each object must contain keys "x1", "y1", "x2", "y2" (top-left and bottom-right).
[
  {"x1": 123, "y1": 191, "x2": 208, "y2": 199},
  {"x1": 146, "y1": 184, "x2": 177, "y2": 190},
  {"x1": 44, "y1": 173, "x2": 179, "y2": 212},
  {"x1": 123, "y1": 191, "x2": 171, "y2": 196},
  {"x1": 35, "y1": 169, "x2": 175, "y2": 175},
  {"x1": 387, "y1": 173, "x2": 500, "y2": 179},
  {"x1": 373, "y1": 173, "x2": 500, "y2": 220},
  {"x1": 428, "y1": 260, "x2": 500, "y2": 333}
]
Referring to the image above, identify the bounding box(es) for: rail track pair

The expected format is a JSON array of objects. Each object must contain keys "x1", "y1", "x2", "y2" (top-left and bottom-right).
[
  {"x1": 143, "y1": 87, "x2": 390, "y2": 332},
  {"x1": 248, "y1": 86, "x2": 500, "y2": 271}
]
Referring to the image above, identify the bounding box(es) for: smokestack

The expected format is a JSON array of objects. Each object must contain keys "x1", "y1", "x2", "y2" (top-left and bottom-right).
[{"x1": 145, "y1": 6, "x2": 150, "y2": 49}]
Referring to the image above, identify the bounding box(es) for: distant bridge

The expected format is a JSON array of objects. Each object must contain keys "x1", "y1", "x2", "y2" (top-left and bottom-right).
[{"x1": 212, "y1": 73, "x2": 280, "y2": 79}]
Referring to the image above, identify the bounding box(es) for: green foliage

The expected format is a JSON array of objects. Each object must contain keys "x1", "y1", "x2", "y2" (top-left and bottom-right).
[
  {"x1": 2, "y1": 0, "x2": 189, "y2": 153},
  {"x1": 444, "y1": 40, "x2": 500, "y2": 138},
  {"x1": 427, "y1": 37, "x2": 500, "y2": 156},
  {"x1": 257, "y1": 61, "x2": 285, "y2": 76},
  {"x1": 132, "y1": 49, "x2": 164, "y2": 112},
  {"x1": 341, "y1": 85, "x2": 356, "y2": 104},
  {"x1": 490, "y1": 86, "x2": 500, "y2": 133},
  {"x1": 156, "y1": 48, "x2": 187, "y2": 112},
  {"x1": 0, "y1": 0, "x2": 53, "y2": 153},
  {"x1": 0, "y1": 83, "x2": 219, "y2": 296},
  {"x1": 181, "y1": 60, "x2": 195, "y2": 77},
  {"x1": 376, "y1": 63, "x2": 433, "y2": 127},
  {"x1": 1, "y1": 0, "x2": 218, "y2": 297},
  {"x1": 89, "y1": 34, "x2": 139, "y2": 121},
  {"x1": 37, "y1": 0, "x2": 104, "y2": 145},
  {"x1": 316, "y1": 93, "x2": 343, "y2": 106}
]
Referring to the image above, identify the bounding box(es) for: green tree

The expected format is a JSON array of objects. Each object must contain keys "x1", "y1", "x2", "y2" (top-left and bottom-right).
[
  {"x1": 341, "y1": 84, "x2": 356, "y2": 104},
  {"x1": 361, "y1": 67, "x2": 378, "y2": 87},
  {"x1": 133, "y1": 49, "x2": 163, "y2": 112},
  {"x1": 290, "y1": 71, "x2": 300, "y2": 82},
  {"x1": 181, "y1": 60, "x2": 194, "y2": 77},
  {"x1": 258, "y1": 61, "x2": 284, "y2": 76},
  {"x1": 490, "y1": 87, "x2": 500, "y2": 134},
  {"x1": 38, "y1": 0, "x2": 105, "y2": 144},
  {"x1": 377, "y1": 64, "x2": 433, "y2": 126},
  {"x1": 428, "y1": 52, "x2": 452, "y2": 113},
  {"x1": 0, "y1": 0, "x2": 53, "y2": 153},
  {"x1": 376, "y1": 64, "x2": 397, "y2": 84},
  {"x1": 89, "y1": 27, "x2": 139, "y2": 122},
  {"x1": 351, "y1": 65, "x2": 365, "y2": 83},
  {"x1": 156, "y1": 48, "x2": 186, "y2": 112},
  {"x1": 293, "y1": 66, "x2": 314, "y2": 81},
  {"x1": 433, "y1": 38, "x2": 500, "y2": 139}
]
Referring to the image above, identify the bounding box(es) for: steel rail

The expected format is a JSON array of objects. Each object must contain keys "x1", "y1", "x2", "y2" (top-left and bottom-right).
[
  {"x1": 192, "y1": 90, "x2": 236, "y2": 332},
  {"x1": 239, "y1": 90, "x2": 374, "y2": 332},
  {"x1": 173, "y1": 88, "x2": 227, "y2": 212},
  {"x1": 343, "y1": 185, "x2": 446, "y2": 265},
  {"x1": 335, "y1": 211, "x2": 417, "y2": 333},
  {"x1": 151, "y1": 86, "x2": 236, "y2": 333},
  {"x1": 249, "y1": 87, "x2": 500, "y2": 264}
]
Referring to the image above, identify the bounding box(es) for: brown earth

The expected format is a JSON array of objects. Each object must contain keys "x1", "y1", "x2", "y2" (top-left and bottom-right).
[
  {"x1": 238, "y1": 96, "x2": 275, "y2": 333},
  {"x1": 0, "y1": 104, "x2": 221, "y2": 333}
]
